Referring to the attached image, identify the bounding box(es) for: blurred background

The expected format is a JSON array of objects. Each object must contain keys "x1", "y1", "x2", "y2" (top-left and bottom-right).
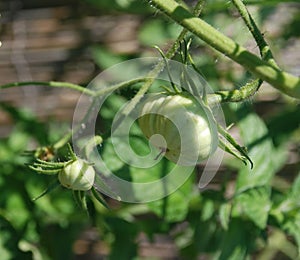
[{"x1": 0, "y1": 0, "x2": 299, "y2": 259}]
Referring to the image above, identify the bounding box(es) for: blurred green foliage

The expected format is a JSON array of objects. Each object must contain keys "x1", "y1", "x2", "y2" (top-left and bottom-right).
[{"x1": 1, "y1": 0, "x2": 300, "y2": 259}]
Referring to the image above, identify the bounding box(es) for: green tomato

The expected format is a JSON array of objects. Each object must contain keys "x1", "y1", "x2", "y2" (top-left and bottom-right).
[
  {"x1": 58, "y1": 159, "x2": 95, "y2": 191},
  {"x1": 138, "y1": 92, "x2": 218, "y2": 165}
]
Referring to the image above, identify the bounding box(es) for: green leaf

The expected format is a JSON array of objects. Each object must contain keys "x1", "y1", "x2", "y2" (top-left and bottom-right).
[
  {"x1": 267, "y1": 105, "x2": 300, "y2": 146},
  {"x1": 234, "y1": 187, "x2": 271, "y2": 229},
  {"x1": 8, "y1": 130, "x2": 29, "y2": 153},
  {"x1": 138, "y1": 19, "x2": 180, "y2": 46},
  {"x1": 201, "y1": 199, "x2": 215, "y2": 222},
  {"x1": 101, "y1": 138, "x2": 125, "y2": 172},
  {"x1": 273, "y1": 172, "x2": 300, "y2": 225},
  {"x1": 107, "y1": 218, "x2": 138, "y2": 260},
  {"x1": 219, "y1": 203, "x2": 231, "y2": 230},
  {"x1": 32, "y1": 180, "x2": 60, "y2": 201},
  {"x1": 291, "y1": 173, "x2": 300, "y2": 200},
  {"x1": 283, "y1": 212, "x2": 300, "y2": 254},
  {"x1": 6, "y1": 193, "x2": 30, "y2": 229},
  {"x1": 91, "y1": 46, "x2": 126, "y2": 69},
  {"x1": 0, "y1": 103, "x2": 49, "y2": 146},
  {"x1": 85, "y1": 0, "x2": 151, "y2": 14},
  {"x1": 276, "y1": 172, "x2": 300, "y2": 215},
  {"x1": 174, "y1": 224, "x2": 194, "y2": 249},
  {"x1": 0, "y1": 216, "x2": 31, "y2": 259},
  {"x1": 235, "y1": 111, "x2": 287, "y2": 192},
  {"x1": 217, "y1": 219, "x2": 249, "y2": 260},
  {"x1": 192, "y1": 219, "x2": 219, "y2": 253},
  {"x1": 0, "y1": 227, "x2": 13, "y2": 260},
  {"x1": 147, "y1": 173, "x2": 194, "y2": 222}
]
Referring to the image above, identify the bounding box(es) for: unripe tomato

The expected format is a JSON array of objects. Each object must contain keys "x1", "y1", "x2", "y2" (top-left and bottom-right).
[
  {"x1": 138, "y1": 93, "x2": 218, "y2": 166},
  {"x1": 58, "y1": 159, "x2": 95, "y2": 191}
]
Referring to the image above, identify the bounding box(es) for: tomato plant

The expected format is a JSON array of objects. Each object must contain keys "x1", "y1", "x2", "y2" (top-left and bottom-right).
[{"x1": 0, "y1": 0, "x2": 299, "y2": 259}]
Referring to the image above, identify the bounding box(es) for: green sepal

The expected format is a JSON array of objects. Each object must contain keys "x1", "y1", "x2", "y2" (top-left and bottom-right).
[
  {"x1": 160, "y1": 85, "x2": 173, "y2": 93},
  {"x1": 218, "y1": 124, "x2": 253, "y2": 168},
  {"x1": 35, "y1": 159, "x2": 66, "y2": 166},
  {"x1": 91, "y1": 187, "x2": 109, "y2": 209},
  {"x1": 72, "y1": 190, "x2": 88, "y2": 211},
  {"x1": 154, "y1": 45, "x2": 181, "y2": 93},
  {"x1": 27, "y1": 165, "x2": 60, "y2": 175},
  {"x1": 27, "y1": 158, "x2": 67, "y2": 175}
]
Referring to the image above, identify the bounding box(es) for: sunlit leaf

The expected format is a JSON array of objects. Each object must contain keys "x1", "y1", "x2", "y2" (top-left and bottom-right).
[
  {"x1": 219, "y1": 203, "x2": 231, "y2": 230},
  {"x1": 235, "y1": 110, "x2": 287, "y2": 192},
  {"x1": 234, "y1": 187, "x2": 271, "y2": 229}
]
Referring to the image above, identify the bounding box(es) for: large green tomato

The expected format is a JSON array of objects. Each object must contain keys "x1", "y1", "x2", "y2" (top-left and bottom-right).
[{"x1": 138, "y1": 93, "x2": 218, "y2": 165}]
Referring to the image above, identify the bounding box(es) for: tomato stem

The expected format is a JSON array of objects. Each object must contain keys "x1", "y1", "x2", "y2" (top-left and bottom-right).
[
  {"x1": 0, "y1": 81, "x2": 95, "y2": 96},
  {"x1": 147, "y1": 0, "x2": 300, "y2": 99}
]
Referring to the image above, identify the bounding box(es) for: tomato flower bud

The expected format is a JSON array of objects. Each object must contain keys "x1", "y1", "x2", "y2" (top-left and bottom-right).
[
  {"x1": 58, "y1": 159, "x2": 95, "y2": 191},
  {"x1": 138, "y1": 93, "x2": 218, "y2": 165}
]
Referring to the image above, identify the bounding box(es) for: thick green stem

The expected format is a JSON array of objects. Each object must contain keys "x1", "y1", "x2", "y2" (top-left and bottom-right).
[{"x1": 147, "y1": 0, "x2": 300, "y2": 99}]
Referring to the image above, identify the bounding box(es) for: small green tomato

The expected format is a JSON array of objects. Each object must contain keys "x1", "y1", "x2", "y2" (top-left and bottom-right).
[
  {"x1": 58, "y1": 159, "x2": 95, "y2": 191},
  {"x1": 138, "y1": 93, "x2": 218, "y2": 166}
]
